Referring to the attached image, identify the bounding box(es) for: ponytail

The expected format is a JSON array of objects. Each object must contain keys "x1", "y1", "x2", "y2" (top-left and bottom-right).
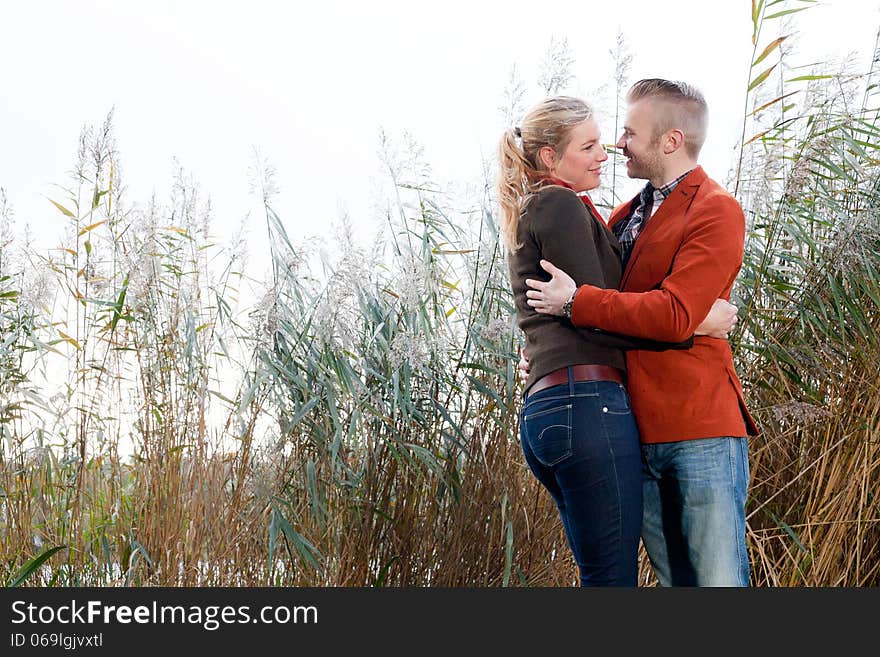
[
  {"x1": 496, "y1": 96, "x2": 593, "y2": 252},
  {"x1": 497, "y1": 128, "x2": 534, "y2": 252}
]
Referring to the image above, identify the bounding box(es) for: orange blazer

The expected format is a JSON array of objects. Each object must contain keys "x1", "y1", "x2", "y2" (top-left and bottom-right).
[{"x1": 570, "y1": 166, "x2": 759, "y2": 443}]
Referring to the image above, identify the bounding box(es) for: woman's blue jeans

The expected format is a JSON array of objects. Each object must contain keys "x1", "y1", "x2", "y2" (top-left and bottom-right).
[{"x1": 519, "y1": 375, "x2": 642, "y2": 586}]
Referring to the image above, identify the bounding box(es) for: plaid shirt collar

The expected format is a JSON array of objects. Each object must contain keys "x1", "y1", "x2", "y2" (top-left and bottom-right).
[
  {"x1": 621, "y1": 167, "x2": 695, "y2": 227},
  {"x1": 612, "y1": 168, "x2": 695, "y2": 266},
  {"x1": 653, "y1": 168, "x2": 694, "y2": 201}
]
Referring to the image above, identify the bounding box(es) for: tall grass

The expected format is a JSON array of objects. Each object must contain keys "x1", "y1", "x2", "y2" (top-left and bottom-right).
[
  {"x1": 1, "y1": 0, "x2": 878, "y2": 586},
  {"x1": 1, "y1": 121, "x2": 573, "y2": 586},
  {"x1": 729, "y1": 1, "x2": 880, "y2": 585}
]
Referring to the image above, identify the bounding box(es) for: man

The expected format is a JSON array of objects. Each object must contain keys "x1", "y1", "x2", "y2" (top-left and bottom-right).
[{"x1": 524, "y1": 78, "x2": 759, "y2": 586}]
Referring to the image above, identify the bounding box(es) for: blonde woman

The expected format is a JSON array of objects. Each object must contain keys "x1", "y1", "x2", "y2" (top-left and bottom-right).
[{"x1": 498, "y1": 96, "x2": 733, "y2": 586}]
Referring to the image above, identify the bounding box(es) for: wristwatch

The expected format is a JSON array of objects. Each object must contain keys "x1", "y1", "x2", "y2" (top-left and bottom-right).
[{"x1": 561, "y1": 290, "x2": 576, "y2": 319}]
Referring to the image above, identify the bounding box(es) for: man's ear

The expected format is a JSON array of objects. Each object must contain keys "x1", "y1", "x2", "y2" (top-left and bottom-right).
[
  {"x1": 664, "y1": 129, "x2": 685, "y2": 154},
  {"x1": 538, "y1": 145, "x2": 557, "y2": 171}
]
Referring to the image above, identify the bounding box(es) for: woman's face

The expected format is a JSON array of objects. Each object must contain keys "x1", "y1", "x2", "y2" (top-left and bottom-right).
[{"x1": 549, "y1": 119, "x2": 608, "y2": 192}]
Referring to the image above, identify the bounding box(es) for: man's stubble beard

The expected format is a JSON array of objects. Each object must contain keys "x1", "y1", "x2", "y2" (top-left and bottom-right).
[{"x1": 627, "y1": 143, "x2": 663, "y2": 183}]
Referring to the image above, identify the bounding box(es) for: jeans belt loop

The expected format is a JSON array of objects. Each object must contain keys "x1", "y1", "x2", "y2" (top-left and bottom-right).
[{"x1": 526, "y1": 364, "x2": 625, "y2": 400}]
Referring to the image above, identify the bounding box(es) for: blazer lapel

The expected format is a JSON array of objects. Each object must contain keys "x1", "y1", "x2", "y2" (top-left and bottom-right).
[
  {"x1": 619, "y1": 167, "x2": 706, "y2": 288},
  {"x1": 605, "y1": 197, "x2": 637, "y2": 262},
  {"x1": 608, "y1": 197, "x2": 638, "y2": 232}
]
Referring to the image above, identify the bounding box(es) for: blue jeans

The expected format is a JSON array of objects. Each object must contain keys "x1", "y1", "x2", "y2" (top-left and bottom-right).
[
  {"x1": 519, "y1": 376, "x2": 642, "y2": 586},
  {"x1": 641, "y1": 436, "x2": 750, "y2": 587}
]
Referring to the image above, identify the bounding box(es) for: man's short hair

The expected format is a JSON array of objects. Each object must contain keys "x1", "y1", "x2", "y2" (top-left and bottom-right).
[{"x1": 627, "y1": 78, "x2": 708, "y2": 158}]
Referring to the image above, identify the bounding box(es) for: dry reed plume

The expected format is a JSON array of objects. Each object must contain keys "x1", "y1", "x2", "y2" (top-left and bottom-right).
[{"x1": 1, "y1": 1, "x2": 879, "y2": 587}]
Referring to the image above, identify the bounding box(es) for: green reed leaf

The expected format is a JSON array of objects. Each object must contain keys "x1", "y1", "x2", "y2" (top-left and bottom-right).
[
  {"x1": 749, "y1": 63, "x2": 777, "y2": 91},
  {"x1": 753, "y1": 36, "x2": 787, "y2": 67},
  {"x1": 765, "y1": 6, "x2": 812, "y2": 20},
  {"x1": 7, "y1": 545, "x2": 67, "y2": 587},
  {"x1": 48, "y1": 198, "x2": 75, "y2": 218}
]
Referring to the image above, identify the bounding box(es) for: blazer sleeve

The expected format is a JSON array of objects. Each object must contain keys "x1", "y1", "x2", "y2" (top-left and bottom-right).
[
  {"x1": 530, "y1": 187, "x2": 692, "y2": 351},
  {"x1": 581, "y1": 327, "x2": 694, "y2": 351},
  {"x1": 570, "y1": 193, "x2": 745, "y2": 343}
]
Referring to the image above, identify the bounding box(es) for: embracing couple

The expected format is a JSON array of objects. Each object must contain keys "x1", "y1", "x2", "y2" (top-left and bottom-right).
[{"x1": 498, "y1": 79, "x2": 760, "y2": 587}]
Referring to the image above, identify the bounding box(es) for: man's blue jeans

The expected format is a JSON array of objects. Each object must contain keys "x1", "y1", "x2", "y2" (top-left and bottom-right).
[
  {"x1": 519, "y1": 377, "x2": 642, "y2": 586},
  {"x1": 640, "y1": 436, "x2": 750, "y2": 587}
]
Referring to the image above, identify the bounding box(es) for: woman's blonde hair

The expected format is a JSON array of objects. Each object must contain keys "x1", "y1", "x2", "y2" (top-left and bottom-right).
[{"x1": 497, "y1": 96, "x2": 593, "y2": 252}]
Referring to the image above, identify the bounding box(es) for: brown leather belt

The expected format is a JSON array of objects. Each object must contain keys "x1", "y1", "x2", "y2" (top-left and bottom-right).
[{"x1": 526, "y1": 364, "x2": 625, "y2": 399}]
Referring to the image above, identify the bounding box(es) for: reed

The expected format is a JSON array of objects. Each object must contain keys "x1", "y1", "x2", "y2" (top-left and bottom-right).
[{"x1": 1, "y1": 0, "x2": 878, "y2": 586}]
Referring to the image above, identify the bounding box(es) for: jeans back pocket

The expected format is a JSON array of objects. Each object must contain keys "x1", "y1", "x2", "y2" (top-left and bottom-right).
[
  {"x1": 522, "y1": 403, "x2": 573, "y2": 467},
  {"x1": 602, "y1": 383, "x2": 632, "y2": 415}
]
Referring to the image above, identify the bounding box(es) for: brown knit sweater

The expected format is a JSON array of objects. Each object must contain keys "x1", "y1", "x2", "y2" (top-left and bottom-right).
[{"x1": 507, "y1": 185, "x2": 691, "y2": 392}]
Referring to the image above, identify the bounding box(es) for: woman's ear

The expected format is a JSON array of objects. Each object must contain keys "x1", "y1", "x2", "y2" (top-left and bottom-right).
[{"x1": 538, "y1": 145, "x2": 557, "y2": 171}]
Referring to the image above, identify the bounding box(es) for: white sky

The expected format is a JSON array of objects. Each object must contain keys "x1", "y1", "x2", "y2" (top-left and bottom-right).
[{"x1": 1, "y1": 1, "x2": 877, "y2": 259}]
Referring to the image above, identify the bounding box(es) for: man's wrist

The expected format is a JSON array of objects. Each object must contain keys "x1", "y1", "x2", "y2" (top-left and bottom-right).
[{"x1": 561, "y1": 288, "x2": 576, "y2": 319}]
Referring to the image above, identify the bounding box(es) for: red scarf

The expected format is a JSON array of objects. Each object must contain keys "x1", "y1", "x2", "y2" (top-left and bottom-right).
[{"x1": 540, "y1": 177, "x2": 605, "y2": 225}]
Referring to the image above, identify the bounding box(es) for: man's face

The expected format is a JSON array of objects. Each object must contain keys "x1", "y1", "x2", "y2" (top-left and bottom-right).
[{"x1": 616, "y1": 98, "x2": 664, "y2": 182}]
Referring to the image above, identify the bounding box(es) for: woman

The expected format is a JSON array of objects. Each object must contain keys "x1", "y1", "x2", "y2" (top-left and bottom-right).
[{"x1": 497, "y1": 96, "x2": 731, "y2": 586}]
